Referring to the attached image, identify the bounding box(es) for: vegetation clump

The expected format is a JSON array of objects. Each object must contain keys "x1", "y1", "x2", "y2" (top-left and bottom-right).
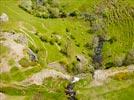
[{"x1": 19, "y1": 0, "x2": 66, "y2": 18}]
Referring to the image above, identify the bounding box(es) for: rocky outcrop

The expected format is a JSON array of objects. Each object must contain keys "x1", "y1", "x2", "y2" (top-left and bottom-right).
[
  {"x1": 76, "y1": 54, "x2": 88, "y2": 73},
  {"x1": 0, "y1": 13, "x2": 9, "y2": 22},
  {"x1": 0, "y1": 32, "x2": 28, "y2": 73},
  {"x1": 28, "y1": 49, "x2": 38, "y2": 61}
]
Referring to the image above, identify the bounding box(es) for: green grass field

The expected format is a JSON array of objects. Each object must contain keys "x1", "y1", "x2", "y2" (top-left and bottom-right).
[{"x1": 0, "y1": 0, "x2": 134, "y2": 100}]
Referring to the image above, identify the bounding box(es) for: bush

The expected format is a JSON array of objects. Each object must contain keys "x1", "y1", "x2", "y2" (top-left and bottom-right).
[
  {"x1": 87, "y1": 29, "x2": 94, "y2": 34},
  {"x1": 60, "y1": 39, "x2": 75, "y2": 59},
  {"x1": 8, "y1": 59, "x2": 15, "y2": 66},
  {"x1": 59, "y1": 58, "x2": 68, "y2": 65},
  {"x1": 105, "y1": 62, "x2": 115, "y2": 69},
  {"x1": 107, "y1": 36, "x2": 117, "y2": 44},
  {"x1": 124, "y1": 50, "x2": 134, "y2": 65},
  {"x1": 114, "y1": 55, "x2": 126, "y2": 67},
  {"x1": 66, "y1": 28, "x2": 70, "y2": 32},
  {"x1": 49, "y1": 39, "x2": 55, "y2": 45},
  {"x1": 102, "y1": 8, "x2": 110, "y2": 18},
  {"x1": 70, "y1": 35, "x2": 75, "y2": 40},
  {"x1": 20, "y1": 0, "x2": 32, "y2": 11},
  {"x1": 0, "y1": 44, "x2": 9, "y2": 57},
  {"x1": 36, "y1": 0, "x2": 44, "y2": 5},
  {"x1": 10, "y1": 67, "x2": 19, "y2": 73},
  {"x1": 48, "y1": 0, "x2": 60, "y2": 7},
  {"x1": 48, "y1": 7, "x2": 60, "y2": 18},
  {"x1": 69, "y1": 10, "x2": 80, "y2": 17},
  {"x1": 60, "y1": 11, "x2": 67, "y2": 18},
  {"x1": 33, "y1": 11, "x2": 49, "y2": 18},
  {"x1": 84, "y1": 42, "x2": 92, "y2": 49},
  {"x1": 37, "y1": 49, "x2": 47, "y2": 66},
  {"x1": 42, "y1": 12, "x2": 49, "y2": 18},
  {"x1": 66, "y1": 61, "x2": 78, "y2": 74},
  {"x1": 40, "y1": 35, "x2": 50, "y2": 43},
  {"x1": 20, "y1": 50, "x2": 37, "y2": 66},
  {"x1": 19, "y1": 58, "x2": 30, "y2": 67},
  {"x1": 20, "y1": 0, "x2": 68, "y2": 19}
]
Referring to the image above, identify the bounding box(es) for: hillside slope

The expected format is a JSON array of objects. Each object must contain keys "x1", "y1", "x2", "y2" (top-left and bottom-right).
[{"x1": 0, "y1": 0, "x2": 134, "y2": 100}]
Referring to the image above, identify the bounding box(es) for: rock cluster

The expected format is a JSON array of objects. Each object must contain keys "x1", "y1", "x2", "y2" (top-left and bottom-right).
[{"x1": 0, "y1": 13, "x2": 9, "y2": 22}]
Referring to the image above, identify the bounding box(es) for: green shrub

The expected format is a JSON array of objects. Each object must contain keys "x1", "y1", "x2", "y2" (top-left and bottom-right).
[
  {"x1": 11, "y1": 70, "x2": 26, "y2": 81},
  {"x1": 59, "y1": 58, "x2": 68, "y2": 65},
  {"x1": 105, "y1": 62, "x2": 115, "y2": 69},
  {"x1": 10, "y1": 67, "x2": 19, "y2": 73},
  {"x1": 84, "y1": 42, "x2": 92, "y2": 49},
  {"x1": 60, "y1": 39, "x2": 75, "y2": 59},
  {"x1": 66, "y1": 61, "x2": 78, "y2": 74},
  {"x1": 42, "y1": 12, "x2": 49, "y2": 18},
  {"x1": 48, "y1": 0, "x2": 60, "y2": 7},
  {"x1": 39, "y1": 35, "x2": 50, "y2": 42},
  {"x1": 114, "y1": 55, "x2": 126, "y2": 67},
  {"x1": 36, "y1": 0, "x2": 44, "y2": 5},
  {"x1": 20, "y1": 0, "x2": 32, "y2": 11},
  {"x1": 0, "y1": 44, "x2": 9, "y2": 57},
  {"x1": 70, "y1": 35, "x2": 75, "y2": 40},
  {"x1": 60, "y1": 11, "x2": 67, "y2": 18},
  {"x1": 0, "y1": 73, "x2": 12, "y2": 82},
  {"x1": 48, "y1": 7, "x2": 60, "y2": 18},
  {"x1": 8, "y1": 59, "x2": 15, "y2": 66},
  {"x1": 49, "y1": 39, "x2": 55, "y2": 45},
  {"x1": 19, "y1": 0, "x2": 67, "y2": 19},
  {"x1": 19, "y1": 58, "x2": 30, "y2": 67},
  {"x1": 69, "y1": 10, "x2": 80, "y2": 17},
  {"x1": 66, "y1": 28, "x2": 70, "y2": 32},
  {"x1": 107, "y1": 36, "x2": 117, "y2": 44},
  {"x1": 37, "y1": 50, "x2": 47, "y2": 66},
  {"x1": 124, "y1": 50, "x2": 134, "y2": 65}
]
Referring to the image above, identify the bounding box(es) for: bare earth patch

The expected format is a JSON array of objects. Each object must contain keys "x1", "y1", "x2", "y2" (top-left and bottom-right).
[
  {"x1": 21, "y1": 69, "x2": 71, "y2": 85},
  {"x1": 91, "y1": 65, "x2": 134, "y2": 86},
  {"x1": 0, "y1": 92, "x2": 6, "y2": 100}
]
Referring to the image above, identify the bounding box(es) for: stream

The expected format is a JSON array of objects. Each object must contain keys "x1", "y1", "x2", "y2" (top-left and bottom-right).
[
  {"x1": 65, "y1": 83, "x2": 77, "y2": 100},
  {"x1": 93, "y1": 35, "x2": 105, "y2": 69},
  {"x1": 64, "y1": 35, "x2": 105, "y2": 100},
  {"x1": 65, "y1": 77, "x2": 79, "y2": 100}
]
